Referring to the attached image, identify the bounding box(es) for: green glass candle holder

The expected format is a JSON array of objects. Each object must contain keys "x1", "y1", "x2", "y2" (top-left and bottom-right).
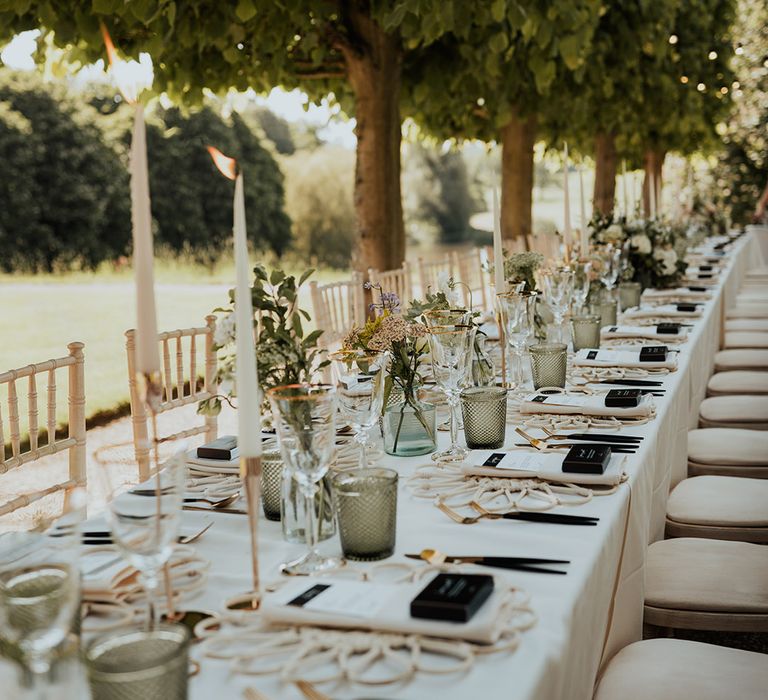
[
  {"x1": 460, "y1": 387, "x2": 508, "y2": 449},
  {"x1": 570, "y1": 315, "x2": 601, "y2": 352},
  {"x1": 529, "y1": 343, "x2": 567, "y2": 389}
]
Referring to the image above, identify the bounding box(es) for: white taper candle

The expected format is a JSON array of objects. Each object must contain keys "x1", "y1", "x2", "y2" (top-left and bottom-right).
[
  {"x1": 563, "y1": 143, "x2": 572, "y2": 256},
  {"x1": 492, "y1": 187, "x2": 504, "y2": 292}
]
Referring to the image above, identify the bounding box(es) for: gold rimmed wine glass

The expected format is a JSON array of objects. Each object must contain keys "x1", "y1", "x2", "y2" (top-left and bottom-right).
[{"x1": 496, "y1": 291, "x2": 536, "y2": 392}]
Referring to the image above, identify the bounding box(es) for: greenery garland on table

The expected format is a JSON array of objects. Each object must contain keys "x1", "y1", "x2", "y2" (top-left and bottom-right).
[{"x1": 591, "y1": 214, "x2": 688, "y2": 290}]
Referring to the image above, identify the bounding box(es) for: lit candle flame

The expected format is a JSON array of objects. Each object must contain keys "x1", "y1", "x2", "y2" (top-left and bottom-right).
[
  {"x1": 100, "y1": 22, "x2": 153, "y2": 105},
  {"x1": 207, "y1": 146, "x2": 238, "y2": 180}
]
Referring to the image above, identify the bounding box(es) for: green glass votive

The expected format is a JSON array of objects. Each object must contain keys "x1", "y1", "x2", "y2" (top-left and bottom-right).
[
  {"x1": 260, "y1": 449, "x2": 283, "y2": 521},
  {"x1": 333, "y1": 468, "x2": 398, "y2": 561},
  {"x1": 570, "y1": 315, "x2": 602, "y2": 352},
  {"x1": 529, "y1": 343, "x2": 567, "y2": 389},
  {"x1": 618, "y1": 282, "x2": 642, "y2": 311},
  {"x1": 85, "y1": 624, "x2": 190, "y2": 700},
  {"x1": 460, "y1": 387, "x2": 508, "y2": 449},
  {"x1": 592, "y1": 299, "x2": 618, "y2": 327}
]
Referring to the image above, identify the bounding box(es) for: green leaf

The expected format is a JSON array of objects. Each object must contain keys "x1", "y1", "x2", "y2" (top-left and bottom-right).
[
  {"x1": 235, "y1": 0, "x2": 256, "y2": 22},
  {"x1": 491, "y1": 0, "x2": 506, "y2": 23},
  {"x1": 298, "y1": 267, "x2": 314, "y2": 286},
  {"x1": 269, "y1": 268, "x2": 285, "y2": 286}
]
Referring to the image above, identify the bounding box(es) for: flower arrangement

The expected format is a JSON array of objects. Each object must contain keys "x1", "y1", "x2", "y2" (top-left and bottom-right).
[
  {"x1": 591, "y1": 215, "x2": 688, "y2": 290},
  {"x1": 503, "y1": 251, "x2": 544, "y2": 292},
  {"x1": 343, "y1": 284, "x2": 432, "y2": 452},
  {"x1": 198, "y1": 265, "x2": 327, "y2": 417}
]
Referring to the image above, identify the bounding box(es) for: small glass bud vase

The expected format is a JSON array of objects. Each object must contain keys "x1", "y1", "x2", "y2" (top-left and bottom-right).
[
  {"x1": 383, "y1": 398, "x2": 436, "y2": 457},
  {"x1": 281, "y1": 468, "x2": 336, "y2": 544},
  {"x1": 471, "y1": 335, "x2": 496, "y2": 387}
]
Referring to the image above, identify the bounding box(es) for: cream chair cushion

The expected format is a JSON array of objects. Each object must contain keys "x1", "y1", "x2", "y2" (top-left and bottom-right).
[
  {"x1": 714, "y1": 349, "x2": 768, "y2": 371},
  {"x1": 645, "y1": 538, "x2": 768, "y2": 613},
  {"x1": 707, "y1": 371, "x2": 768, "y2": 396},
  {"x1": 723, "y1": 331, "x2": 768, "y2": 348},
  {"x1": 727, "y1": 305, "x2": 768, "y2": 319},
  {"x1": 688, "y1": 428, "x2": 768, "y2": 466},
  {"x1": 699, "y1": 395, "x2": 768, "y2": 429},
  {"x1": 725, "y1": 318, "x2": 768, "y2": 332},
  {"x1": 594, "y1": 639, "x2": 768, "y2": 700}
]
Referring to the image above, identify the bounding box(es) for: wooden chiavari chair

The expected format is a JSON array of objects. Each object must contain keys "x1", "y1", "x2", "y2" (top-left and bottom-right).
[
  {"x1": 126, "y1": 316, "x2": 217, "y2": 480},
  {"x1": 452, "y1": 248, "x2": 490, "y2": 310},
  {"x1": 368, "y1": 263, "x2": 414, "y2": 306},
  {"x1": 416, "y1": 254, "x2": 454, "y2": 298},
  {"x1": 309, "y1": 272, "x2": 366, "y2": 350},
  {"x1": 0, "y1": 342, "x2": 86, "y2": 517}
]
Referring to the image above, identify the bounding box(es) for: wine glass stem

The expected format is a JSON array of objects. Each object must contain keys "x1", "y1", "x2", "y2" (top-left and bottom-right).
[
  {"x1": 25, "y1": 653, "x2": 51, "y2": 699},
  {"x1": 355, "y1": 431, "x2": 368, "y2": 470},
  {"x1": 448, "y1": 394, "x2": 459, "y2": 450},
  {"x1": 143, "y1": 569, "x2": 160, "y2": 631},
  {"x1": 302, "y1": 481, "x2": 320, "y2": 556},
  {"x1": 513, "y1": 348, "x2": 524, "y2": 389}
]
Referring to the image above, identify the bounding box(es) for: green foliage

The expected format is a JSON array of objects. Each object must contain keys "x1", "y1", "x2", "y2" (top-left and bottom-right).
[
  {"x1": 402, "y1": 142, "x2": 478, "y2": 244},
  {"x1": 0, "y1": 70, "x2": 130, "y2": 272},
  {"x1": 244, "y1": 106, "x2": 294, "y2": 155},
  {"x1": 282, "y1": 146, "x2": 356, "y2": 269}
]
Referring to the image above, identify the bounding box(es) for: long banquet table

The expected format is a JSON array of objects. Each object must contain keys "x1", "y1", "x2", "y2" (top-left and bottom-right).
[{"x1": 5, "y1": 233, "x2": 758, "y2": 700}]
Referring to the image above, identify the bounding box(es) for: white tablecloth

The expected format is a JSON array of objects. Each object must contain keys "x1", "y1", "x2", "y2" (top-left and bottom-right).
[{"x1": 6, "y1": 234, "x2": 756, "y2": 700}]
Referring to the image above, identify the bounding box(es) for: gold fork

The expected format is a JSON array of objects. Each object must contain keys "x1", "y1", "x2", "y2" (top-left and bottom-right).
[
  {"x1": 295, "y1": 680, "x2": 332, "y2": 700},
  {"x1": 243, "y1": 687, "x2": 271, "y2": 700},
  {"x1": 437, "y1": 500, "x2": 487, "y2": 524},
  {"x1": 514, "y1": 427, "x2": 548, "y2": 450}
]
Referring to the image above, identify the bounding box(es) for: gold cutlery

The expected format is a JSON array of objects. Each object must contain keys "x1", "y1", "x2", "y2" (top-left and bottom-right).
[
  {"x1": 183, "y1": 505, "x2": 247, "y2": 515},
  {"x1": 514, "y1": 427, "x2": 548, "y2": 450},
  {"x1": 243, "y1": 687, "x2": 272, "y2": 700},
  {"x1": 295, "y1": 680, "x2": 333, "y2": 700}
]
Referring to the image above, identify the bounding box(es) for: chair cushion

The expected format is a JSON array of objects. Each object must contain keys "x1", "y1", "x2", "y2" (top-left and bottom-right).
[
  {"x1": 645, "y1": 538, "x2": 768, "y2": 613},
  {"x1": 688, "y1": 428, "x2": 768, "y2": 466},
  {"x1": 723, "y1": 331, "x2": 768, "y2": 348},
  {"x1": 725, "y1": 318, "x2": 768, "y2": 332},
  {"x1": 707, "y1": 371, "x2": 768, "y2": 396},
  {"x1": 699, "y1": 395, "x2": 768, "y2": 426},
  {"x1": 714, "y1": 349, "x2": 768, "y2": 371},
  {"x1": 727, "y1": 306, "x2": 768, "y2": 319},
  {"x1": 594, "y1": 639, "x2": 768, "y2": 700},
  {"x1": 667, "y1": 476, "x2": 768, "y2": 527}
]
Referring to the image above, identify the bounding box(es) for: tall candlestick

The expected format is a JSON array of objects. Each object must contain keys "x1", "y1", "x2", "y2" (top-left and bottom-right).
[
  {"x1": 622, "y1": 160, "x2": 629, "y2": 219},
  {"x1": 492, "y1": 187, "x2": 504, "y2": 292},
  {"x1": 649, "y1": 171, "x2": 657, "y2": 220},
  {"x1": 563, "y1": 143, "x2": 572, "y2": 261},
  {"x1": 578, "y1": 164, "x2": 589, "y2": 255},
  {"x1": 130, "y1": 104, "x2": 160, "y2": 375}
]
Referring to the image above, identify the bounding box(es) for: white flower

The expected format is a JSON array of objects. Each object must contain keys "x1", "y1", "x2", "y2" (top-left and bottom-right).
[
  {"x1": 213, "y1": 312, "x2": 237, "y2": 347},
  {"x1": 653, "y1": 248, "x2": 678, "y2": 276},
  {"x1": 630, "y1": 233, "x2": 652, "y2": 255},
  {"x1": 604, "y1": 224, "x2": 625, "y2": 243}
]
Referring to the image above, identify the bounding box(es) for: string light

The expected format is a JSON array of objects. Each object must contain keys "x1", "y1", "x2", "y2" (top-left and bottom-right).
[
  {"x1": 680, "y1": 75, "x2": 689, "y2": 84},
  {"x1": 708, "y1": 51, "x2": 717, "y2": 60},
  {"x1": 735, "y1": 45, "x2": 744, "y2": 55},
  {"x1": 697, "y1": 82, "x2": 706, "y2": 91},
  {"x1": 477, "y1": 97, "x2": 485, "y2": 106},
  {"x1": 669, "y1": 34, "x2": 678, "y2": 45},
  {"x1": 720, "y1": 86, "x2": 728, "y2": 94},
  {"x1": 732, "y1": 80, "x2": 740, "y2": 88}
]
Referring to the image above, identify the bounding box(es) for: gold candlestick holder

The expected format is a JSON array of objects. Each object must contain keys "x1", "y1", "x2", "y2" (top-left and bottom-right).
[{"x1": 240, "y1": 455, "x2": 262, "y2": 608}]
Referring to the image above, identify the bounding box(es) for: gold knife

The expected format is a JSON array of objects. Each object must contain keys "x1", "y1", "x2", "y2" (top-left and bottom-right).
[{"x1": 182, "y1": 505, "x2": 247, "y2": 515}]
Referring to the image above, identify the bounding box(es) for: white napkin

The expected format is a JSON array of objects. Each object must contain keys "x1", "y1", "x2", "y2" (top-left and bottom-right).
[
  {"x1": 681, "y1": 276, "x2": 718, "y2": 287},
  {"x1": 186, "y1": 450, "x2": 239, "y2": 474},
  {"x1": 572, "y1": 348, "x2": 678, "y2": 370},
  {"x1": 262, "y1": 574, "x2": 511, "y2": 644},
  {"x1": 642, "y1": 288, "x2": 711, "y2": 302},
  {"x1": 623, "y1": 305, "x2": 702, "y2": 320},
  {"x1": 460, "y1": 450, "x2": 625, "y2": 486},
  {"x1": 519, "y1": 391, "x2": 655, "y2": 419},
  {"x1": 601, "y1": 325, "x2": 689, "y2": 342}
]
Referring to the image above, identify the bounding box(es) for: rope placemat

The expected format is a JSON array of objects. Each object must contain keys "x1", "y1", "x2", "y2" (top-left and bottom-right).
[
  {"x1": 196, "y1": 562, "x2": 536, "y2": 686},
  {"x1": 407, "y1": 462, "x2": 625, "y2": 517}
]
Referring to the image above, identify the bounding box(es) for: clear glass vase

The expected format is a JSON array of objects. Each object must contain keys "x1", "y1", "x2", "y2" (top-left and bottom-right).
[
  {"x1": 471, "y1": 335, "x2": 496, "y2": 387},
  {"x1": 280, "y1": 468, "x2": 336, "y2": 544},
  {"x1": 383, "y1": 399, "x2": 436, "y2": 456}
]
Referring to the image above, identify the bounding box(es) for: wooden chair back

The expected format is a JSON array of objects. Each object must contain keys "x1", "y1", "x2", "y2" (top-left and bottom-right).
[
  {"x1": 309, "y1": 272, "x2": 366, "y2": 349},
  {"x1": 126, "y1": 316, "x2": 217, "y2": 480},
  {"x1": 0, "y1": 342, "x2": 86, "y2": 517},
  {"x1": 452, "y1": 248, "x2": 490, "y2": 310},
  {"x1": 416, "y1": 254, "x2": 454, "y2": 298},
  {"x1": 368, "y1": 263, "x2": 414, "y2": 307}
]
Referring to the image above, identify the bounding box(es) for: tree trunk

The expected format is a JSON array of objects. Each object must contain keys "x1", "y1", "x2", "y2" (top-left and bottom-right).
[
  {"x1": 344, "y1": 13, "x2": 404, "y2": 275},
  {"x1": 642, "y1": 148, "x2": 666, "y2": 217},
  {"x1": 593, "y1": 132, "x2": 617, "y2": 217},
  {"x1": 500, "y1": 112, "x2": 536, "y2": 249}
]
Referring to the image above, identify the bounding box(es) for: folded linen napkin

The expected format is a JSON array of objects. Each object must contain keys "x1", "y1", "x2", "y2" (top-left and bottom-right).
[
  {"x1": 519, "y1": 391, "x2": 655, "y2": 419},
  {"x1": 681, "y1": 276, "x2": 718, "y2": 287},
  {"x1": 262, "y1": 574, "x2": 512, "y2": 644},
  {"x1": 601, "y1": 325, "x2": 690, "y2": 342},
  {"x1": 572, "y1": 348, "x2": 678, "y2": 370},
  {"x1": 642, "y1": 288, "x2": 711, "y2": 302},
  {"x1": 622, "y1": 304, "x2": 703, "y2": 320},
  {"x1": 460, "y1": 450, "x2": 625, "y2": 486}
]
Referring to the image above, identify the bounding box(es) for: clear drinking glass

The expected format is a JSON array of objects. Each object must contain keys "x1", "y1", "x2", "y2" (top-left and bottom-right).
[
  {"x1": 427, "y1": 323, "x2": 476, "y2": 462},
  {"x1": 618, "y1": 281, "x2": 642, "y2": 311},
  {"x1": 460, "y1": 387, "x2": 508, "y2": 449},
  {"x1": 572, "y1": 260, "x2": 592, "y2": 314},
  {"x1": 570, "y1": 314, "x2": 602, "y2": 351},
  {"x1": 268, "y1": 384, "x2": 342, "y2": 575},
  {"x1": 496, "y1": 291, "x2": 536, "y2": 392},
  {"x1": 423, "y1": 308, "x2": 472, "y2": 329},
  {"x1": 540, "y1": 267, "x2": 575, "y2": 343},
  {"x1": 529, "y1": 343, "x2": 568, "y2": 389},
  {"x1": 599, "y1": 245, "x2": 622, "y2": 293},
  {"x1": 329, "y1": 349, "x2": 387, "y2": 470},
  {"x1": 95, "y1": 443, "x2": 186, "y2": 630},
  {"x1": 0, "y1": 505, "x2": 82, "y2": 694}
]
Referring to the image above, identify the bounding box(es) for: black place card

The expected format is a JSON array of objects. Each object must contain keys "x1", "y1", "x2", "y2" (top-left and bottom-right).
[
  {"x1": 639, "y1": 345, "x2": 668, "y2": 362},
  {"x1": 197, "y1": 435, "x2": 238, "y2": 460},
  {"x1": 605, "y1": 388, "x2": 642, "y2": 408},
  {"x1": 562, "y1": 444, "x2": 612, "y2": 474},
  {"x1": 656, "y1": 322, "x2": 680, "y2": 335},
  {"x1": 676, "y1": 303, "x2": 698, "y2": 312},
  {"x1": 697, "y1": 273, "x2": 713, "y2": 279},
  {"x1": 688, "y1": 286, "x2": 707, "y2": 292},
  {"x1": 699, "y1": 265, "x2": 713, "y2": 271},
  {"x1": 411, "y1": 573, "x2": 494, "y2": 623}
]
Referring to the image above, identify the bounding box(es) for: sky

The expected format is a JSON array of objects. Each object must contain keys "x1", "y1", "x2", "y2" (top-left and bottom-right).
[{"x1": 0, "y1": 30, "x2": 358, "y2": 148}]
